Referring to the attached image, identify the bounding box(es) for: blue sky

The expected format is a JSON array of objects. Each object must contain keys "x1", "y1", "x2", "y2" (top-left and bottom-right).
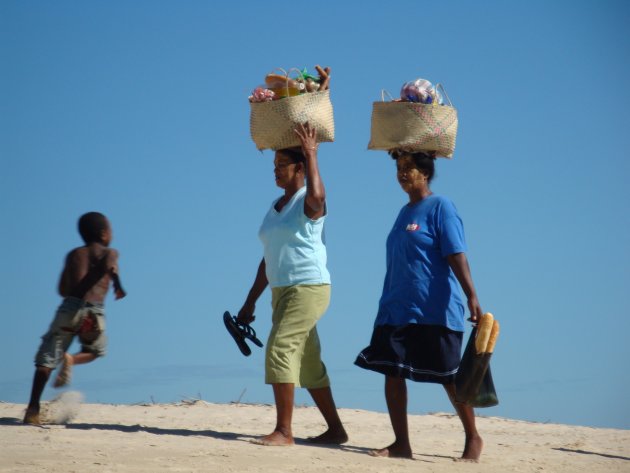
[{"x1": 1, "y1": 1, "x2": 629, "y2": 430}]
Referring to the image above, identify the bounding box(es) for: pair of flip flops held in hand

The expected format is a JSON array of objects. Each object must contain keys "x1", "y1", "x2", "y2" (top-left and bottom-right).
[{"x1": 223, "y1": 311, "x2": 263, "y2": 356}]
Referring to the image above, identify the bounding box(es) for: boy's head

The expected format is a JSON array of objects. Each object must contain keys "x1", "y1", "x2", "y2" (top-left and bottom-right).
[{"x1": 78, "y1": 212, "x2": 112, "y2": 245}]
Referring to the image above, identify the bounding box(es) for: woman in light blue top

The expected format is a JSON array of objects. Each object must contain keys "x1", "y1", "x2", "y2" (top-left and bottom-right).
[{"x1": 238, "y1": 121, "x2": 347, "y2": 447}]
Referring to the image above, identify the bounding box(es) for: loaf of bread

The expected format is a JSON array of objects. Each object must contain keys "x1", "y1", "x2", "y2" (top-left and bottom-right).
[
  {"x1": 475, "y1": 312, "x2": 494, "y2": 354},
  {"x1": 486, "y1": 320, "x2": 500, "y2": 353}
]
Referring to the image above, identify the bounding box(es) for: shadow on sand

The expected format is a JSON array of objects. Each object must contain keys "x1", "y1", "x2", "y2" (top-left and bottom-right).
[
  {"x1": 553, "y1": 447, "x2": 630, "y2": 461},
  {"x1": 65, "y1": 422, "x2": 245, "y2": 441},
  {"x1": 0, "y1": 417, "x2": 27, "y2": 426},
  {"x1": 2, "y1": 416, "x2": 458, "y2": 461},
  {"x1": 0, "y1": 416, "x2": 245, "y2": 442},
  {"x1": 305, "y1": 441, "x2": 449, "y2": 462},
  {"x1": 294, "y1": 439, "x2": 374, "y2": 455}
]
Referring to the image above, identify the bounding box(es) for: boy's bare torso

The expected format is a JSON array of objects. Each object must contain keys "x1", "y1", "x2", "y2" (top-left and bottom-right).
[{"x1": 58, "y1": 243, "x2": 119, "y2": 304}]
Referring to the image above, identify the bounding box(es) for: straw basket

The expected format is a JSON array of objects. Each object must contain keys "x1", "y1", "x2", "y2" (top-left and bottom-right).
[
  {"x1": 250, "y1": 89, "x2": 335, "y2": 151},
  {"x1": 368, "y1": 85, "x2": 458, "y2": 158}
]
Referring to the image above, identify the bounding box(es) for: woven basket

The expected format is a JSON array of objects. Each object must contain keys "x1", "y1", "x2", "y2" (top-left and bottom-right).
[
  {"x1": 250, "y1": 89, "x2": 335, "y2": 151},
  {"x1": 368, "y1": 85, "x2": 458, "y2": 158}
]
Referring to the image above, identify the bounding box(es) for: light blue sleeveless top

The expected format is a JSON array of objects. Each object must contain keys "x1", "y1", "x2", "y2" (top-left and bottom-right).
[{"x1": 259, "y1": 186, "x2": 331, "y2": 288}]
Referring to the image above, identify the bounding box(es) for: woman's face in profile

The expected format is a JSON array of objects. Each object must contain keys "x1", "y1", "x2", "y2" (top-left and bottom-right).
[{"x1": 273, "y1": 151, "x2": 299, "y2": 188}]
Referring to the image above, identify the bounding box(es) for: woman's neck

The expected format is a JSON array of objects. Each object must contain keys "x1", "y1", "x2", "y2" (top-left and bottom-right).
[
  {"x1": 407, "y1": 187, "x2": 433, "y2": 205},
  {"x1": 283, "y1": 180, "x2": 304, "y2": 198},
  {"x1": 275, "y1": 182, "x2": 304, "y2": 212}
]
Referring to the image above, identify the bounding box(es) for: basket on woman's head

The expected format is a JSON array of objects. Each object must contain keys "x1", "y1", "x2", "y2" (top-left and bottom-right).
[
  {"x1": 368, "y1": 78, "x2": 458, "y2": 158},
  {"x1": 249, "y1": 66, "x2": 335, "y2": 151}
]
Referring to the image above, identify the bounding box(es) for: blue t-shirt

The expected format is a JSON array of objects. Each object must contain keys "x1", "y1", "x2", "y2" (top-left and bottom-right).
[
  {"x1": 375, "y1": 195, "x2": 467, "y2": 331},
  {"x1": 259, "y1": 186, "x2": 331, "y2": 288}
]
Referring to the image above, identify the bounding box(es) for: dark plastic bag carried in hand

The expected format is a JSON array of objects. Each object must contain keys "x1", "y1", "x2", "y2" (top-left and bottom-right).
[
  {"x1": 455, "y1": 327, "x2": 499, "y2": 408},
  {"x1": 473, "y1": 360, "x2": 499, "y2": 407}
]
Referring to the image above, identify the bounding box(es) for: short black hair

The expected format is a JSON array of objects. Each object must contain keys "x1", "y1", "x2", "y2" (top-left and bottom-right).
[
  {"x1": 78, "y1": 212, "x2": 109, "y2": 244},
  {"x1": 389, "y1": 150, "x2": 437, "y2": 183},
  {"x1": 277, "y1": 147, "x2": 306, "y2": 165}
]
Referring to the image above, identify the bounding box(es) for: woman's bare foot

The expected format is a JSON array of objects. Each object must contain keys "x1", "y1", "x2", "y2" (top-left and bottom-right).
[
  {"x1": 369, "y1": 442, "x2": 413, "y2": 459},
  {"x1": 307, "y1": 427, "x2": 349, "y2": 445},
  {"x1": 455, "y1": 434, "x2": 483, "y2": 462},
  {"x1": 250, "y1": 430, "x2": 295, "y2": 446}
]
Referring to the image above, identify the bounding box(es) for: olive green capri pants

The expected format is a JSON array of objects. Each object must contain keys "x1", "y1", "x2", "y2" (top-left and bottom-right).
[{"x1": 265, "y1": 284, "x2": 331, "y2": 388}]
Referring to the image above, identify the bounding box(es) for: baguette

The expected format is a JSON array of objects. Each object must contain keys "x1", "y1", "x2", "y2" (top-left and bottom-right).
[
  {"x1": 486, "y1": 320, "x2": 500, "y2": 353},
  {"x1": 475, "y1": 312, "x2": 494, "y2": 354},
  {"x1": 315, "y1": 65, "x2": 331, "y2": 91}
]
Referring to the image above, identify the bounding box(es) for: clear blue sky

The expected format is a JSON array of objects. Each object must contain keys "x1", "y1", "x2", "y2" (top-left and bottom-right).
[{"x1": 1, "y1": 1, "x2": 629, "y2": 430}]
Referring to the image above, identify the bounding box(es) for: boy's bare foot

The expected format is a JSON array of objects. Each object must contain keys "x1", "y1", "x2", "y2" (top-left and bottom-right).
[
  {"x1": 250, "y1": 430, "x2": 295, "y2": 446},
  {"x1": 53, "y1": 353, "x2": 73, "y2": 388},
  {"x1": 307, "y1": 427, "x2": 349, "y2": 445},
  {"x1": 369, "y1": 442, "x2": 413, "y2": 459},
  {"x1": 454, "y1": 434, "x2": 483, "y2": 462},
  {"x1": 23, "y1": 408, "x2": 41, "y2": 425}
]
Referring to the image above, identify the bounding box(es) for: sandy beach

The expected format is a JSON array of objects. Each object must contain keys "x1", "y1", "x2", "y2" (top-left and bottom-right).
[{"x1": 1, "y1": 396, "x2": 629, "y2": 473}]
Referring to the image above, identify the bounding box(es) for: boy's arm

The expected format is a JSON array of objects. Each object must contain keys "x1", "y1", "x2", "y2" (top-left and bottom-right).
[
  {"x1": 58, "y1": 254, "x2": 72, "y2": 296},
  {"x1": 106, "y1": 249, "x2": 126, "y2": 300}
]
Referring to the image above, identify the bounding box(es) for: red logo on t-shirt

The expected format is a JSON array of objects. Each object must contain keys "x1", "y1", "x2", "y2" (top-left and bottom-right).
[{"x1": 406, "y1": 223, "x2": 420, "y2": 232}]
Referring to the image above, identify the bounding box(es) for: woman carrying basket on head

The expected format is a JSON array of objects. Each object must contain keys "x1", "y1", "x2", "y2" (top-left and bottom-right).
[
  {"x1": 238, "y1": 66, "x2": 347, "y2": 447},
  {"x1": 356, "y1": 80, "x2": 484, "y2": 461}
]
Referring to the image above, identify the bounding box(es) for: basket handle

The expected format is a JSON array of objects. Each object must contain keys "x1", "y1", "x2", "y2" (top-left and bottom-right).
[
  {"x1": 380, "y1": 83, "x2": 454, "y2": 106},
  {"x1": 268, "y1": 67, "x2": 290, "y2": 97},
  {"x1": 434, "y1": 83, "x2": 453, "y2": 107},
  {"x1": 288, "y1": 67, "x2": 305, "y2": 81},
  {"x1": 268, "y1": 67, "x2": 306, "y2": 96},
  {"x1": 380, "y1": 89, "x2": 395, "y2": 102},
  {"x1": 288, "y1": 67, "x2": 306, "y2": 93}
]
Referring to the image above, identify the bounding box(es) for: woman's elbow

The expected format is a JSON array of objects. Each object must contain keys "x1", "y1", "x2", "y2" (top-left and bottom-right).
[{"x1": 308, "y1": 191, "x2": 326, "y2": 207}]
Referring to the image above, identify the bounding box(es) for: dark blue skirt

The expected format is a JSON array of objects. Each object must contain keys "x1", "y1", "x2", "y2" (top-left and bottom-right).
[{"x1": 355, "y1": 324, "x2": 463, "y2": 384}]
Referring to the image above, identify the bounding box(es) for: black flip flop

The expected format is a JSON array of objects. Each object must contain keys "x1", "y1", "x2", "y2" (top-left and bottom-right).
[
  {"x1": 239, "y1": 320, "x2": 263, "y2": 348},
  {"x1": 224, "y1": 311, "x2": 251, "y2": 356},
  {"x1": 227, "y1": 311, "x2": 263, "y2": 347}
]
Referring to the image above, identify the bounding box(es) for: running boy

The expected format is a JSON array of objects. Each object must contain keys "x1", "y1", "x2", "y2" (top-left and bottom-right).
[{"x1": 24, "y1": 212, "x2": 126, "y2": 424}]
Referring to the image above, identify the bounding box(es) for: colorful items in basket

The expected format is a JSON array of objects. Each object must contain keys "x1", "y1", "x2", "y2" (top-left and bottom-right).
[
  {"x1": 250, "y1": 87, "x2": 275, "y2": 102},
  {"x1": 264, "y1": 73, "x2": 305, "y2": 98},
  {"x1": 248, "y1": 65, "x2": 331, "y2": 103},
  {"x1": 400, "y1": 78, "x2": 444, "y2": 105}
]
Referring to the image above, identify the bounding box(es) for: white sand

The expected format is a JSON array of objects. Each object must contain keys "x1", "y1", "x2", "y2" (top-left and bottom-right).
[{"x1": 1, "y1": 399, "x2": 629, "y2": 472}]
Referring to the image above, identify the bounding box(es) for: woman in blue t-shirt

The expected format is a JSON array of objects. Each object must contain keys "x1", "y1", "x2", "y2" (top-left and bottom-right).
[
  {"x1": 237, "y1": 122, "x2": 347, "y2": 447},
  {"x1": 355, "y1": 150, "x2": 484, "y2": 461}
]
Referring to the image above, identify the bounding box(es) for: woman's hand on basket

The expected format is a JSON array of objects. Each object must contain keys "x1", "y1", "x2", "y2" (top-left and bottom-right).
[
  {"x1": 315, "y1": 65, "x2": 331, "y2": 91},
  {"x1": 295, "y1": 122, "x2": 318, "y2": 154}
]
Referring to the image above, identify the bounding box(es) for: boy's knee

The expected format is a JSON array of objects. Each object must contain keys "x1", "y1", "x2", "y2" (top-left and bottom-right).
[
  {"x1": 35, "y1": 352, "x2": 63, "y2": 370},
  {"x1": 34, "y1": 365, "x2": 54, "y2": 376},
  {"x1": 81, "y1": 347, "x2": 106, "y2": 358},
  {"x1": 81, "y1": 332, "x2": 107, "y2": 358}
]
